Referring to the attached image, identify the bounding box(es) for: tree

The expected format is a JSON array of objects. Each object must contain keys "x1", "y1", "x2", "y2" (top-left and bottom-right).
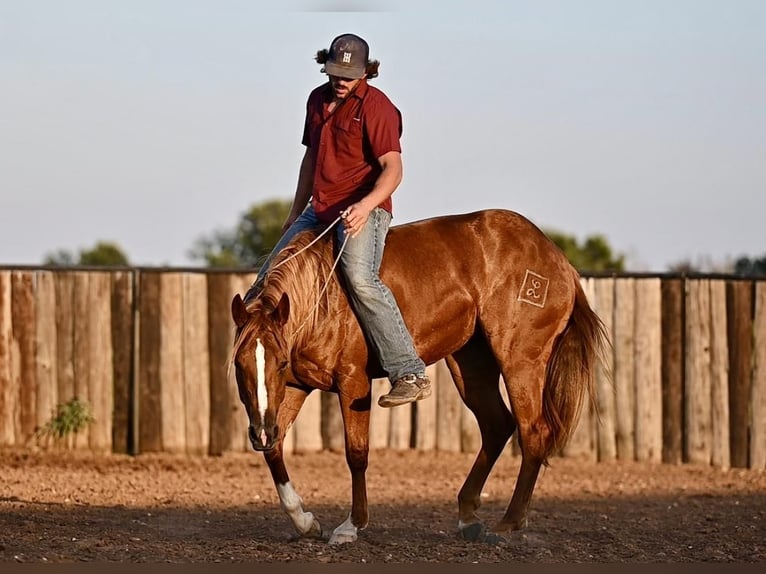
[
  {"x1": 544, "y1": 230, "x2": 625, "y2": 272},
  {"x1": 44, "y1": 241, "x2": 130, "y2": 267},
  {"x1": 189, "y1": 198, "x2": 291, "y2": 268},
  {"x1": 733, "y1": 255, "x2": 766, "y2": 277}
]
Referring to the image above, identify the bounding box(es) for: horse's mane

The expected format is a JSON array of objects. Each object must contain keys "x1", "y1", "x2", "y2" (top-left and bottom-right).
[{"x1": 233, "y1": 230, "x2": 342, "y2": 360}]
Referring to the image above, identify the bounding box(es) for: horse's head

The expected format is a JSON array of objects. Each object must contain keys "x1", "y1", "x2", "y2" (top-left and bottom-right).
[{"x1": 230, "y1": 292, "x2": 293, "y2": 452}]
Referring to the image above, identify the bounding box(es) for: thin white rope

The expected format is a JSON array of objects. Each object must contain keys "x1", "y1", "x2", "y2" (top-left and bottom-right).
[
  {"x1": 268, "y1": 215, "x2": 343, "y2": 274},
  {"x1": 294, "y1": 228, "x2": 350, "y2": 335},
  {"x1": 245, "y1": 215, "x2": 343, "y2": 302}
]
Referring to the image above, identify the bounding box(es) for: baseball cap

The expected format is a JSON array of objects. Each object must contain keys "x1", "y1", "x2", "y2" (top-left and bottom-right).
[{"x1": 323, "y1": 34, "x2": 369, "y2": 79}]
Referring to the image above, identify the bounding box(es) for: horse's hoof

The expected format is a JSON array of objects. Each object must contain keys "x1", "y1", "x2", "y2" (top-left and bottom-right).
[
  {"x1": 328, "y1": 531, "x2": 358, "y2": 545},
  {"x1": 328, "y1": 515, "x2": 359, "y2": 545},
  {"x1": 481, "y1": 531, "x2": 508, "y2": 546},
  {"x1": 303, "y1": 519, "x2": 323, "y2": 539},
  {"x1": 459, "y1": 522, "x2": 486, "y2": 542}
]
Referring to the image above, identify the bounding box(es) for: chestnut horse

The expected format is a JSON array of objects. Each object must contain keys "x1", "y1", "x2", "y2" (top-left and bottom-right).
[{"x1": 230, "y1": 209, "x2": 607, "y2": 544}]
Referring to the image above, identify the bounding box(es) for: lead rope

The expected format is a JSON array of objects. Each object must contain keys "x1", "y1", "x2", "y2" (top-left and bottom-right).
[{"x1": 266, "y1": 214, "x2": 343, "y2": 275}]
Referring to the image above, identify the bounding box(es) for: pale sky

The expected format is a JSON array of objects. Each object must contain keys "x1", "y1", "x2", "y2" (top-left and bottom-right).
[{"x1": 2, "y1": 0, "x2": 764, "y2": 271}]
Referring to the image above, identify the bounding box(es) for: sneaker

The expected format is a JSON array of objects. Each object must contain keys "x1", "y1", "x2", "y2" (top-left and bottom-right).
[{"x1": 378, "y1": 374, "x2": 432, "y2": 408}]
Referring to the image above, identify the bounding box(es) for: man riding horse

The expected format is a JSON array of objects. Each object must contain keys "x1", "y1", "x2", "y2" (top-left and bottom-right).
[{"x1": 246, "y1": 33, "x2": 430, "y2": 408}]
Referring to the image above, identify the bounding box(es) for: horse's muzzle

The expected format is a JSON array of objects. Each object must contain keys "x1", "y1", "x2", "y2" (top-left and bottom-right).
[{"x1": 248, "y1": 424, "x2": 278, "y2": 452}]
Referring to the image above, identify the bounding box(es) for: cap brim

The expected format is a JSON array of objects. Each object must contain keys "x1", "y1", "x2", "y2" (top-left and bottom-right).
[{"x1": 323, "y1": 61, "x2": 365, "y2": 79}]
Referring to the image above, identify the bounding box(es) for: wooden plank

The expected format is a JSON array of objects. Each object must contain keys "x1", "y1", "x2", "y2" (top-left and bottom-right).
[
  {"x1": 709, "y1": 280, "x2": 730, "y2": 469},
  {"x1": 321, "y1": 391, "x2": 345, "y2": 452},
  {"x1": 751, "y1": 282, "x2": 766, "y2": 470},
  {"x1": 413, "y1": 363, "x2": 438, "y2": 450},
  {"x1": 12, "y1": 271, "x2": 37, "y2": 443},
  {"x1": 111, "y1": 270, "x2": 135, "y2": 454},
  {"x1": 159, "y1": 273, "x2": 185, "y2": 453},
  {"x1": 564, "y1": 277, "x2": 597, "y2": 460},
  {"x1": 87, "y1": 272, "x2": 114, "y2": 452},
  {"x1": 183, "y1": 273, "x2": 210, "y2": 455},
  {"x1": 292, "y1": 388, "x2": 323, "y2": 452},
  {"x1": 661, "y1": 278, "x2": 684, "y2": 465},
  {"x1": 369, "y1": 378, "x2": 391, "y2": 450},
  {"x1": 0, "y1": 271, "x2": 16, "y2": 445},
  {"x1": 435, "y1": 359, "x2": 462, "y2": 452},
  {"x1": 54, "y1": 272, "x2": 76, "y2": 406},
  {"x1": 72, "y1": 272, "x2": 91, "y2": 449},
  {"x1": 137, "y1": 271, "x2": 163, "y2": 453},
  {"x1": 387, "y1": 398, "x2": 412, "y2": 450},
  {"x1": 34, "y1": 271, "x2": 58, "y2": 440},
  {"x1": 593, "y1": 277, "x2": 616, "y2": 462},
  {"x1": 726, "y1": 280, "x2": 753, "y2": 468},
  {"x1": 685, "y1": 279, "x2": 712, "y2": 465},
  {"x1": 633, "y1": 278, "x2": 662, "y2": 463},
  {"x1": 613, "y1": 278, "x2": 635, "y2": 461},
  {"x1": 232, "y1": 274, "x2": 254, "y2": 453},
  {"x1": 207, "y1": 273, "x2": 240, "y2": 455}
]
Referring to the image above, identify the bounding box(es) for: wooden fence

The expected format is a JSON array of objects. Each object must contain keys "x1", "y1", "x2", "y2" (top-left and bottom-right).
[{"x1": 0, "y1": 268, "x2": 764, "y2": 469}]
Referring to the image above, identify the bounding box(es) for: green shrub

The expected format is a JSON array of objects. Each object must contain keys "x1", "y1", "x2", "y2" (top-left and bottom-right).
[{"x1": 35, "y1": 398, "x2": 95, "y2": 446}]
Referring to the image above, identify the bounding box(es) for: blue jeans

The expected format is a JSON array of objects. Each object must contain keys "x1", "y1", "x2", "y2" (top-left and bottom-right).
[{"x1": 251, "y1": 205, "x2": 425, "y2": 382}]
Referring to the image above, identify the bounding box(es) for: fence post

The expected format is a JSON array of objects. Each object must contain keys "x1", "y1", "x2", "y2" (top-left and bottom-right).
[
  {"x1": 111, "y1": 270, "x2": 135, "y2": 454},
  {"x1": 685, "y1": 279, "x2": 712, "y2": 465},
  {"x1": 35, "y1": 271, "x2": 58, "y2": 441},
  {"x1": 634, "y1": 278, "x2": 662, "y2": 462},
  {"x1": 11, "y1": 271, "x2": 36, "y2": 444},
  {"x1": 726, "y1": 280, "x2": 753, "y2": 468},
  {"x1": 661, "y1": 278, "x2": 684, "y2": 464},
  {"x1": 0, "y1": 271, "x2": 16, "y2": 445},
  {"x1": 183, "y1": 272, "x2": 210, "y2": 456},
  {"x1": 593, "y1": 277, "x2": 616, "y2": 462},
  {"x1": 751, "y1": 282, "x2": 766, "y2": 470},
  {"x1": 613, "y1": 278, "x2": 636, "y2": 461},
  {"x1": 709, "y1": 280, "x2": 730, "y2": 470}
]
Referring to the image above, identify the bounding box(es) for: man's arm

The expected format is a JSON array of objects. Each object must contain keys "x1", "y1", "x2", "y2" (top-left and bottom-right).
[
  {"x1": 283, "y1": 148, "x2": 315, "y2": 233},
  {"x1": 341, "y1": 150, "x2": 402, "y2": 237}
]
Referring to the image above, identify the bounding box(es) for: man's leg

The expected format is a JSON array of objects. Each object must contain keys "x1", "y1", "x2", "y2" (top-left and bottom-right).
[{"x1": 337, "y1": 208, "x2": 430, "y2": 407}]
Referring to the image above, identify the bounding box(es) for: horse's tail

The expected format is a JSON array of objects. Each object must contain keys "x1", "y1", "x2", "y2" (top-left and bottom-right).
[{"x1": 542, "y1": 273, "x2": 609, "y2": 460}]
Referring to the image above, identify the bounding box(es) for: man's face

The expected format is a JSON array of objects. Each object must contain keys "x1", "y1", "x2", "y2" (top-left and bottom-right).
[{"x1": 328, "y1": 74, "x2": 364, "y2": 99}]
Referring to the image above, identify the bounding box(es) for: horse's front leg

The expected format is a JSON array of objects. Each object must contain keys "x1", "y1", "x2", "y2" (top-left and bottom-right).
[
  {"x1": 263, "y1": 386, "x2": 323, "y2": 539},
  {"x1": 328, "y1": 386, "x2": 371, "y2": 545}
]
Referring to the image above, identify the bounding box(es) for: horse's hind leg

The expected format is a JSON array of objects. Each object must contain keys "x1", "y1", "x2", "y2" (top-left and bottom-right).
[
  {"x1": 493, "y1": 362, "x2": 551, "y2": 533},
  {"x1": 263, "y1": 386, "x2": 323, "y2": 539},
  {"x1": 445, "y1": 338, "x2": 516, "y2": 542}
]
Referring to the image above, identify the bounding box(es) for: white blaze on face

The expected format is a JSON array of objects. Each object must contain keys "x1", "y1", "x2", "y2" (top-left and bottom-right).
[{"x1": 255, "y1": 338, "x2": 267, "y2": 423}]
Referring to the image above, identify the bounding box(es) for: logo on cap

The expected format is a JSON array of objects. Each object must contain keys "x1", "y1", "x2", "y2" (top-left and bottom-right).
[{"x1": 342, "y1": 52, "x2": 352, "y2": 63}]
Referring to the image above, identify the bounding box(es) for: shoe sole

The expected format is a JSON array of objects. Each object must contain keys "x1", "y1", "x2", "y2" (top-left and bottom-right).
[{"x1": 377, "y1": 385, "x2": 432, "y2": 408}]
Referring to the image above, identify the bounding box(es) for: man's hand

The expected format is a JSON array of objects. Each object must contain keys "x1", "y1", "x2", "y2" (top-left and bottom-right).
[{"x1": 341, "y1": 202, "x2": 372, "y2": 238}]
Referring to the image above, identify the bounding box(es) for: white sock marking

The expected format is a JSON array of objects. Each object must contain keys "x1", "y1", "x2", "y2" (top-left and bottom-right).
[{"x1": 277, "y1": 482, "x2": 317, "y2": 535}]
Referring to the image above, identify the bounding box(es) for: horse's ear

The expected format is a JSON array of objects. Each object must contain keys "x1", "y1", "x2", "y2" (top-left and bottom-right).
[
  {"x1": 231, "y1": 294, "x2": 250, "y2": 328},
  {"x1": 272, "y1": 292, "x2": 290, "y2": 327}
]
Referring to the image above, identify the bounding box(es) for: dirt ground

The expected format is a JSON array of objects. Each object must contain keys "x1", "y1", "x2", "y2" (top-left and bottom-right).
[{"x1": 0, "y1": 447, "x2": 764, "y2": 564}]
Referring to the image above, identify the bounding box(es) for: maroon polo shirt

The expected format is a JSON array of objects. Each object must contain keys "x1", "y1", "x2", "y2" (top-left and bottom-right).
[{"x1": 302, "y1": 79, "x2": 402, "y2": 223}]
